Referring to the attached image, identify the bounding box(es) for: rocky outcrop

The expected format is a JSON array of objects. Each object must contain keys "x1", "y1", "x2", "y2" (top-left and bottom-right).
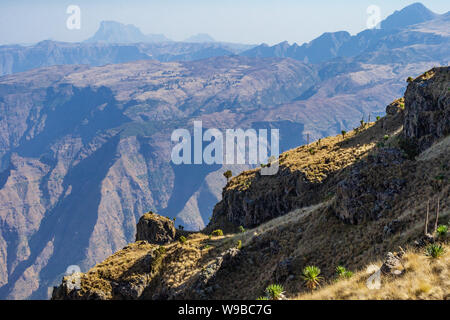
[
  {"x1": 186, "y1": 248, "x2": 241, "y2": 299},
  {"x1": 207, "y1": 114, "x2": 402, "y2": 231},
  {"x1": 333, "y1": 148, "x2": 407, "y2": 224},
  {"x1": 403, "y1": 67, "x2": 450, "y2": 151},
  {"x1": 52, "y1": 241, "x2": 158, "y2": 300},
  {"x1": 211, "y1": 169, "x2": 316, "y2": 230},
  {"x1": 385, "y1": 98, "x2": 405, "y2": 115},
  {"x1": 380, "y1": 251, "x2": 405, "y2": 276},
  {"x1": 136, "y1": 213, "x2": 176, "y2": 245},
  {"x1": 333, "y1": 67, "x2": 449, "y2": 224}
]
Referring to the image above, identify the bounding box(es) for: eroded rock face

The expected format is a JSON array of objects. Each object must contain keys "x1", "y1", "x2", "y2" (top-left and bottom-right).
[
  {"x1": 386, "y1": 98, "x2": 405, "y2": 115},
  {"x1": 403, "y1": 67, "x2": 450, "y2": 151},
  {"x1": 333, "y1": 148, "x2": 407, "y2": 224},
  {"x1": 51, "y1": 241, "x2": 157, "y2": 300},
  {"x1": 135, "y1": 213, "x2": 176, "y2": 245},
  {"x1": 213, "y1": 169, "x2": 315, "y2": 229},
  {"x1": 187, "y1": 248, "x2": 241, "y2": 299},
  {"x1": 333, "y1": 67, "x2": 449, "y2": 225}
]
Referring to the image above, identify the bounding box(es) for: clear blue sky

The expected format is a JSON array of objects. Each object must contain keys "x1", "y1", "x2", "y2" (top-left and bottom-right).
[{"x1": 0, "y1": 0, "x2": 448, "y2": 45}]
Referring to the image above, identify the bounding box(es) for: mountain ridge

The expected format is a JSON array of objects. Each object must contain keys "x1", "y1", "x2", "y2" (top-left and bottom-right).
[
  {"x1": 241, "y1": 3, "x2": 448, "y2": 63},
  {"x1": 85, "y1": 20, "x2": 172, "y2": 43},
  {"x1": 1, "y1": 3, "x2": 448, "y2": 76}
]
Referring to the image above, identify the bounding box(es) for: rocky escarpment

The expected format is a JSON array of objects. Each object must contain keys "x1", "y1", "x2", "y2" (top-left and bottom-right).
[
  {"x1": 51, "y1": 241, "x2": 159, "y2": 300},
  {"x1": 333, "y1": 148, "x2": 408, "y2": 224},
  {"x1": 334, "y1": 67, "x2": 449, "y2": 224},
  {"x1": 403, "y1": 68, "x2": 450, "y2": 152},
  {"x1": 208, "y1": 169, "x2": 320, "y2": 231},
  {"x1": 135, "y1": 212, "x2": 176, "y2": 245},
  {"x1": 207, "y1": 114, "x2": 402, "y2": 231},
  {"x1": 208, "y1": 67, "x2": 449, "y2": 231}
]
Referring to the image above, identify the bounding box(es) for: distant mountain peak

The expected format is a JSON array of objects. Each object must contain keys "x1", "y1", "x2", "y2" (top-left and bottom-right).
[
  {"x1": 184, "y1": 33, "x2": 216, "y2": 43},
  {"x1": 381, "y1": 2, "x2": 438, "y2": 29},
  {"x1": 276, "y1": 40, "x2": 290, "y2": 47},
  {"x1": 85, "y1": 20, "x2": 171, "y2": 43}
]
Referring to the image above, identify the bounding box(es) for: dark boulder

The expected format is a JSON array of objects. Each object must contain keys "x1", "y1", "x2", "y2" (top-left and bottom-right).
[{"x1": 135, "y1": 212, "x2": 176, "y2": 245}]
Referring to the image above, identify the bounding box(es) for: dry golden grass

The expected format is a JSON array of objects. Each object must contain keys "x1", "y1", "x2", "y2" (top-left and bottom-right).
[
  {"x1": 296, "y1": 243, "x2": 449, "y2": 300},
  {"x1": 226, "y1": 122, "x2": 379, "y2": 192},
  {"x1": 70, "y1": 228, "x2": 245, "y2": 299},
  {"x1": 76, "y1": 241, "x2": 156, "y2": 299}
]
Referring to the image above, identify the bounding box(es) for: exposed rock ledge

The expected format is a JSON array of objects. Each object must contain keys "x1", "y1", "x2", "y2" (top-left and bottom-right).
[{"x1": 135, "y1": 212, "x2": 176, "y2": 245}]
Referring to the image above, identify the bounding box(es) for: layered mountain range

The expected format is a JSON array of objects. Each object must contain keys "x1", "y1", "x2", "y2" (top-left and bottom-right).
[
  {"x1": 85, "y1": 21, "x2": 172, "y2": 44},
  {"x1": 0, "y1": 3, "x2": 448, "y2": 299},
  {"x1": 1, "y1": 3, "x2": 448, "y2": 77}
]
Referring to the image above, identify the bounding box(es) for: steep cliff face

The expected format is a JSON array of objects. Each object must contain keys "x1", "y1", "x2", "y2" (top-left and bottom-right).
[
  {"x1": 135, "y1": 213, "x2": 176, "y2": 244},
  {"x1": 334, "y1": 67, "x2": 449, "y2": 224},
  {"x1": 403, "y1": 67, "x2": 450, "y2": 151},
  {"x1": 333, "y1": 148, "x2": 407, "y2": 224}
]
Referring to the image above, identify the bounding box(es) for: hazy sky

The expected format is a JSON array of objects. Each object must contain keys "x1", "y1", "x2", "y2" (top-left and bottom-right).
[{"x1": 0, "y1": 0, "x2": 449, "y2": 45}]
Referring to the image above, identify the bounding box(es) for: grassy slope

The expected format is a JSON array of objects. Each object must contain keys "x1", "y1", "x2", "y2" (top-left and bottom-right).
[{"x1": 296, "y1": 243, "x2": 449, "y2": 300}]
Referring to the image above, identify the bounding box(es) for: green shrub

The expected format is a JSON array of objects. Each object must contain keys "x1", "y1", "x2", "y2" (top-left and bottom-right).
[
  {"x1": 256, "y1": 296, "x2": 269, "y2": 300},
  {"x1": 336, "y1": 266, "x2": 353, "y2": 279},
  {"x1": 407, "y1": 76, "x2": 414, "y2": 83},
  {"x1": 341, "y1": 130, "x2": 347, "y2": 138},
  {"x1": 436, "y1": 225, "x2": 448, "y2": 238},
  {"x1": 156, "y1": 246, "x2": 167, "y2": 255},
  {"x1": 239, "y1": 226, "x2": 246, "y2": 233},
  {"x1": 179, "y1": 236, "x2": 187, "y2": 244},
  {"x1": 302, "y1": 266, "x2": 323, "y2": 290},
  {"x1": 425, "y1": 244, "x2": 445, "y2": 259},
  {"x1": 376, "y1": 116, "x2": 381, "y2": 121},
  {"x1": 211, "y1": 229, "x2": 224, "y2": 237},
  {"x1": 223, "y1": 170, "x2": 232, "y2": 181},
  {"x1": 383, "y1": 135, "x2": 389, "y2": 141},
  {"x1": 265, "y1": 284, "x2": 284, "y2": 300}
]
